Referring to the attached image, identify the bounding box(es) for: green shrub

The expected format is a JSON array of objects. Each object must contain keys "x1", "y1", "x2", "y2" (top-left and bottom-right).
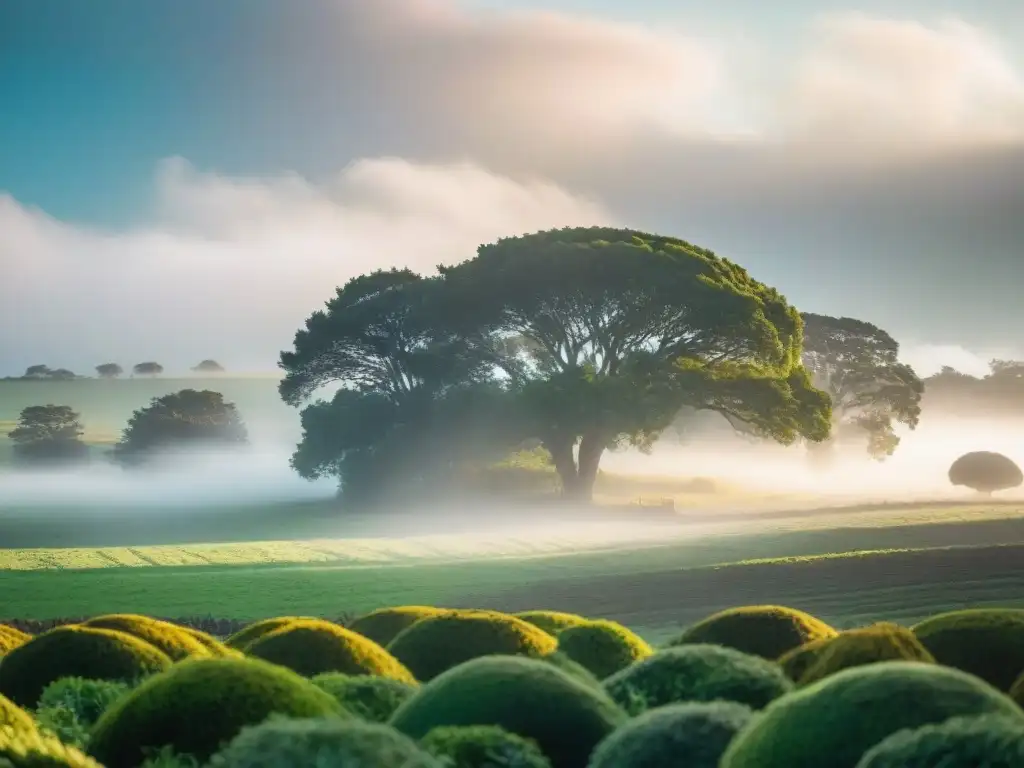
[
  {"x1": 855, "y1": 714, "x2": 1024, "y2": 767},
  {"x1": 246, "y1": 619, "x2": 416, "y2": 681},
  {"x1": 0, "y1": 695, "x2": 34, "y2": 733},
  {"x1": 351, "y1": 607, "x2": 448, "y2": 648},
  {"x1": 387, "y1": 611, "x2": 557, "y2": 682},
  {"x1": 777, "y1": 636, "x2": 833, "y2": 681},
  {"x1": 35, "y1": 678, "x2": 132, "y2": 747},
  {"x1": 603, "y1": 643, "x2": 792, "y2": 715},
  {"x1": 588, "y1": 700, "x2": 754, "y2": 768},
  {"x1": 87, "y1": 657, "x2": 347, "y2": 767},
  {"x1": 541, "y1": 653, "x2": 601, "y2": 689},
  {"x1": 0, "y1": 628, "x2": 29, "y2": 657},
  {"x1": 720, "y1": 661, "x2": 1024, "y2": 768},
  {"x1": 81, "y1": 615, "x2": 212, "y2": 661},
  {"x1": 667, "y1": 605, "x2": 837, "y2": 660},
  {"x1": 208, "y1": 716, "x2": 440, "y2": 768},
  {"x1": 912, "y1": 609, "x2": 1024, "y2": 691},
  {"x1": 797, "y1": 623, "x2": 934, "y2": 686},
  {"x1": 224, "y1": 617, "x2": 318, "y2": 651},
  {"x1": 515, "y1": 612, "x2": 588, "y2": 637},
  {"x1": 177, "y1": 627, "x2": 237, "y2": 657},
  {"x1": 555, "y1": 621, "x2": 652, "y2": 680},
  {"x1": 390, "y1": 655, "x2": 627, "y2": 768},
  {"x1": 311, "y1": 673, "x2": 418, "y2": 722},
  {"x1": 0, "y1": 626, "x2": 170, "y2": 708},
  {"x1": 138, "y1": 747, "x2": 201, "y2": 768},
  {"x1": 0, "y1": 724, "x2": 102, "y2": 767},
  {"x1": 421, "y1": 725, "x2": 552, "y2": 768}
]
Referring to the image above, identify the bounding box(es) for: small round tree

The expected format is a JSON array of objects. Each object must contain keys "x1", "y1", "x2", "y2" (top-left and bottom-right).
[
  {"x1": 132, "y1": 361, "x2": 164, "y2": 377},
  {"x1": 948, "y1": 452, "x2": 1022, "y2": 496},
  {"x1": 95, "y1": 363, "x2": 124, "y2": 379},
  {"x1": 7, "y1": 405, "x2": 89, "y2": 467},
  {"x1": 110, "y1": 389, "x2": 248, "y2": 467},
  {"x1": 192, "y1": 359, "x2": 225, "y2": 373}
]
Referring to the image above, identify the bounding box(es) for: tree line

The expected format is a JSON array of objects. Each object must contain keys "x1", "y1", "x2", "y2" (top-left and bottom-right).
[{"x1": 6, "y1": 360, "x2": 225, "y2": 381}]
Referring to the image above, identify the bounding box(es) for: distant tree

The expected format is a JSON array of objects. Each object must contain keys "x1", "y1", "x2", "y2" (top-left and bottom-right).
[
  {"x1": 949, "y1": 451, "x2": 1023, "y2": 497},
  {"x1": 132, "y1": 362, "x2": 164, "y2": 377},
  {"x1": 47, "y1": 368, "x2": 77, "y2": 381},
  {"x1": 191, "y1": 359, "x2": 225, "y2": 373},
  {"x1": 800, "y1": 313, "x2": 923, "y2": 462},
  {"x1": 7, "y1": 405, "x2": 90, "y2": 467},
  {"x1": 110, "y1": 389, "x2": 249, "y2": 467},
  {"x1": 24, "y1": 365, "x2": 51, "y2": 379},
  {"x1": 95, "y1": 363, "x2": 123, "y2": 379}
]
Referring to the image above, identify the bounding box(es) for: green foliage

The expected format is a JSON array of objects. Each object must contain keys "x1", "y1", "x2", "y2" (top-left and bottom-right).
[
  {"x1": 0, "y1": 629, "x2": 29, "y2": 657},
  {"x1": 246, "y1": 619, "x2": 415, "y2": 681},
  {"x1": 0, "y1": 724, "x2": 103, "y2": 767},
  {"x1": 514, "y1": 612, "x2": 588, "y2": 637},
  {"x1": 948, "y1": 452, "x2": 1023, "y2": 494},
  {"x1": 602, "y1": 643, "x2": 793, "y2": 715},
  {"x1": 390, "y1": 655, "x2": 627, "y2": 768},
  {"x1": 856, "y1": 714, "x2": 1024, "y2": 768},
  {"x1": 87, "y1": 657, "x2": 347, "y2": 767},
  {"x1": 588, "y1": 700, "x2": 754, "y2": 768},
  {"x1": 554, "y1": 621, "x2": 652, "y2": 679},
  {"x1": 386, "y1": 611, "x2": 558, "y2": 682},
  {"x1": 667, "y1": 605, "x2": 837, "y2": 660},
  {"x1": 81, "y1": 615, "x2": 214, "y2": 661},
  {"x1": 224, "y1": 617, "x2": 316, "y2": 651},
  {"x1": 176, "y1": 627, "x2": 237, "y2": 657},
  {"x1": 912, "y1": 609, "x2": 1024, "y2": 691},
  {"x1": 208, "y1": 716, "x2": 439, "y2": 767},
  {"x1": 110, "y1": 389, "x2": 248, "y2": 467},
  {"x1": 0, "y1": 626, "x2": 170, "y2": 708},
  {"x1": 7, "y1": 406, "x2": 89, "y2": 467},
  {"x1": 311, "y1": 673, "x2": 418, "y2": 722},
  {"x1": 796, "y1": 623, "x2": 934, "y2": 686},
  {"x1": 350, "y1": 607, "x2": 448, "y2": 647},
  {"x1": 0, "y1": 695, "x2": 34, "y2": 733},
  {"x1": 137, "y1": 746, "x2": 201, "y2": 768},
  {"x1": 777, "y1": 636, "x2": 833, "y2": 681},
  {"x1": 800, "y1": 313, "x2": 922, "y2": 461},
  {"x1": 421, "y1": 725, "x2": 552, "y2": 768},
  {"x1": 719, "y1": 661, "x2": 1024, "y2": 768},
  {"x1": 34, "y1": 678, "x2": 132, "y2": 747}
]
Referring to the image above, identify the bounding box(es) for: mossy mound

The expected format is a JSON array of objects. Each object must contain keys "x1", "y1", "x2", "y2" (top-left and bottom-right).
[
  {"x1": 224, "y1": 616, "x2": 318, "y2": 651},
  {"x1": 246, "y1": 619, "x2": 415, "y2": 682},
  {"x1": 87, "y1": 657, "x2": 347, "y2": 767},
  {"x1": 856, "y1": 714, "x2": 1024, "y2": 767},
  {"x1": 555, "y1": 621, "x2": 652, "y2": 680},
  {"x1": 387, "y1": 611, "x2": 557, "y2": 682},
  {"x1": 589, "y1": 700, "x2": 754, "y2": 768},
  {"x1": 208, "y1": 717, "x2": 439, "y2": 768},
  {"x1": 720, "y1": 661, "x2": 1024, "y2": 768},
  {"x1": 0, "y1": 724, "x2": 103, "y2": 767},
  {"x1": 515, "y1": 611, "x2": 588, "y2": 637},
  {"x1": 0, "y1": 626, "x2": 171, "y2": 708},
  {"x1": 0, "y1": 627, "x2": 30, "y2": 657},
  {"x1": 311, "y1": 673, "x2": 418, "y2": 722},
  {"x1": 912, "y1": 609, "x2": 1024, "y2": 691},
  {"x1": 668, "y1": 605, "x2": 837, "y2": 660},
  {"x1": 542, "y1": 653, "x2": 602, "y2": 689},
  {"x1": 81, "y1": 615, "x2": 212, "y2": 661},
  {"x1": 350, "y1": 606, "x2": 448, "y2": 648},
  {"x1": 36, "y1": 678, "x2": 132, "y2": 746},
  {"x1": 421, "y1": 725, "x2": 552, "y2": 768},
  {"x1": 390, "y1": 655, "x2": 627, "y2": 768},
  {"x1": 0, "y1": 695, "x2": 35, "y2": 733},
  {"x1": 796, "y1": 623, "x2": 935, "y2": 686},
  {"x1": 777, "y1": 636, "x2": 834, "y2": 681},
  {"x1": 603, "y1": 643, "x2": 792, "y2": 715},
  {"x1": 178, "y1": 627, "x2": 238, "y2": 657}
]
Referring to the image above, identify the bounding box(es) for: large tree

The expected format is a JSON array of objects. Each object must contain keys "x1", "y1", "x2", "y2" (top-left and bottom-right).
[
  {"x1": 110, "y1": 389, "x2": 248, "y2": 467},
  {"x1": 800, "y1": 313, "x2": 923, "y2": 461},
  {"x1": 96, "y1": 363, "x2": 124, "y2": 379},
  {"x1": 192, "y1": 359, "x2": 225, "y2": 374},
  {"x1": 132, "y1": 362, "x2": 164, "y2": 377},
  {"x1": 280, "y1": 269, "x2": 506, "y2": 500},
  {"x1": 7, "y1": 405, "x2": 89, "y2": 466},
  {"x1": 435, "y1": 228, "x2": 832, "y2": 499}
]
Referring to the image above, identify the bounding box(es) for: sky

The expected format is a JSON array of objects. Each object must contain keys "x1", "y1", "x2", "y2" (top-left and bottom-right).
[{"x1": 2, "y1": 0, "x2": 1023, "y2": 377}]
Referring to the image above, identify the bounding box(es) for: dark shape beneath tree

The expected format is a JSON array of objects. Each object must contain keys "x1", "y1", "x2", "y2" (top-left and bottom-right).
[
  {"x1": 110, "y1": 389, "x2": 248, "y2": 467},
  {"x1": 95, "y1": 363, "x2": 124, "y2": 379},
  {"x1": 132, "y1": 362, "x2": 164, "y2": 377},
  {"x1": 800, "y1": 313, "x2": 922, "y2": 462},
  {"x1": 7, "y1": 404, "x2": 89, "y2": 467}
]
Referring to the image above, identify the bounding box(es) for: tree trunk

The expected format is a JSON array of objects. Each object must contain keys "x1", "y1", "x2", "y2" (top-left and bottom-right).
[{"x1": 544, "y1": 433, "x2": 606, "y2": 503}]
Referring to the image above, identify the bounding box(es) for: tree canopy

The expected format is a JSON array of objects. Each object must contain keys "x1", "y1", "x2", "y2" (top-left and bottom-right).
[
  {"x1": 192, "y1": 359, "x2": 225, "y2": 373},
  {"x1": 800, "y1": 313, "x2": 923, "y2": 461},
  {"x1": 110, "y1": 389, "x2": 249, "y2": 467},
  {"x1": 7, "y1": 404, "x2": 89, "y2": 466},
  {"x1": 281, "y1": 229, "x2": 831, "y2": 503},
  {"x1": 132, "y1": 362, "x2": 164, "y2": 377},
  {"x1": 96, "y1": 363, "x2": 124, "y2": 379}
]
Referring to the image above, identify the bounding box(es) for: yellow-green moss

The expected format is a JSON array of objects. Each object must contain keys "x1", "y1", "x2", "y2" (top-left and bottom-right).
[
  {"x1": 668, "y1": 605, "x2": 837, "y2": 660},
  {"x1": 349, "y1": 607, "x2": 447, "y2": 648}
]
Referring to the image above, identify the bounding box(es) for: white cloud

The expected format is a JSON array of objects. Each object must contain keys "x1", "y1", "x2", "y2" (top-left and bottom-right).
[{"x1": 0, "y1": 158, "x2": 612, "y2": 374}]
